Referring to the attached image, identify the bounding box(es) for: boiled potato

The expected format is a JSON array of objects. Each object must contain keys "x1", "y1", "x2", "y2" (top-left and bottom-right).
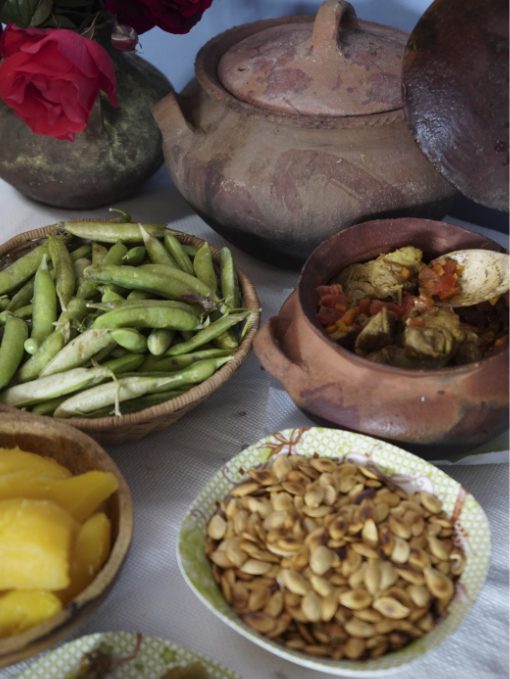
[
  {"x1": 0, "y1": 446, "x2": 71, "y2": 480},
  {"x1": 0, "y1": 498, "x2": 77, "y2": 590},
  {"x1": 0, "y1": 590, "x2": 62, "y2": 638},
  {"x1": 60, "y1": 512, "x2": 112, "y2": 604}
]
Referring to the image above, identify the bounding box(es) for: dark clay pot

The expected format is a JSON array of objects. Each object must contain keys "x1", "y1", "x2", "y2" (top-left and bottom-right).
[
  {"x1": 254, "y1": 217, "x2": 509, "y2": 456},
  {"x1": 0, "y1": 52, "x2": 171, "y2": 209},
  {"x1": 153, "y1": 1, "x2": 457, "y2": 266}
]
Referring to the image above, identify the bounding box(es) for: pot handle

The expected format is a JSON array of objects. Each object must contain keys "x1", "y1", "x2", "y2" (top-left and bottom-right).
[
  {"x1": 152, "y1": 91, "x2": 197, "y2": 139},
  {"x1": 253, "y1": 316, "x2": 309, "y2": 391},
  {"x1": 312, "y1": 0, "x2": 358, "y2": 60}
]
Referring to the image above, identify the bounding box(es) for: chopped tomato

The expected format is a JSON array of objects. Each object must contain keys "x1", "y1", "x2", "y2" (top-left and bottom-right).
[{"x1": 419, "y1": 257, "x2": 462, "y2": 301}]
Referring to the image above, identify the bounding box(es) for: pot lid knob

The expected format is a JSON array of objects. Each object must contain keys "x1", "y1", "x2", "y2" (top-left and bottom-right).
[{"x1": 218, "y1": 0, "x2": 407, "y2": 117}]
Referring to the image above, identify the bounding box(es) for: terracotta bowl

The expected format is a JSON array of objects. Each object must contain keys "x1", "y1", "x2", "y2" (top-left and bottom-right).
[
  {"x1": 0, "y1": 411, "x2": 133, "y2": 668},
  {"x1": 254, "y1": 217, "x2": 509, "y2": 456}
]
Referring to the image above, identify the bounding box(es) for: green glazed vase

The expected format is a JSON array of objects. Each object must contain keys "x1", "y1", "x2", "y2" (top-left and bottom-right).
[{"x1": 0, "y1": 51, "x2": 171, "y2": 209}]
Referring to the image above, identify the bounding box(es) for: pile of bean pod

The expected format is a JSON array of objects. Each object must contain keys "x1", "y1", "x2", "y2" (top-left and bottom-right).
[{"x1": 0, "y1": 218, "x2": 257, "y2": 419}]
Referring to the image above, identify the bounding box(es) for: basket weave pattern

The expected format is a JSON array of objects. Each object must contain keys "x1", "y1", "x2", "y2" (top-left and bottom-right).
[{"x1": 0, "y1": 224, "x2": 261, "y2": 445}]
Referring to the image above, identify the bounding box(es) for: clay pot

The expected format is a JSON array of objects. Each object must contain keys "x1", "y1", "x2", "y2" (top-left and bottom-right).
[
  {"x1": 0, "y1": 52, "x2": 171, "y2": 210},
  {"x1": 153, "y1": 0, "x2": 457, "y2": 265},
  {"x1": 253, "y1": 218, "x2": 509, "y2": 456}
]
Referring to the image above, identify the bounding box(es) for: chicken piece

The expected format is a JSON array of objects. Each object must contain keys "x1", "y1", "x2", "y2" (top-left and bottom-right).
[
  {"x1": 334, "y1": 247, "x2": 423, "y2": 304},
  {"x1": 355, "y1": 307, "x2": 395, "y2": 354},
  {"x1": 403, "y1": 307, "x2": 465, "y2": 363}
]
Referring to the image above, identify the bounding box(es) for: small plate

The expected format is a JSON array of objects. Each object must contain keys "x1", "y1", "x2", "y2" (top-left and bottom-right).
[
  {"x1": 178, "y1": 427, "x2": 491, "y2": 676},
  {"x1": 15, "y1": 631, "x2": 240, "y2": 679}
]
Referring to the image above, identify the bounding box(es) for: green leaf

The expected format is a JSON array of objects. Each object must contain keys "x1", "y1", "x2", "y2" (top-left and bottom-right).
[{"x1": 0, "y1": 0, "x2": 53, "y2": 26}]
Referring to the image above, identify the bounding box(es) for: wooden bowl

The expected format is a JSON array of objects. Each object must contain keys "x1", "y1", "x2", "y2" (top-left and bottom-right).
[
  {"x1": 254, "y1": 217, "x2": 509, "y2": 456},
  {"x1": 0, "y1": 411, "x2": 133, "y2": 668},
  {"x1": 0, "y1": 223, "x2": 260, "y2": 445}
]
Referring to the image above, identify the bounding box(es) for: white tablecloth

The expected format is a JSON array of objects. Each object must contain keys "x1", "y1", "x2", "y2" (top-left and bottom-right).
[{"x1": 0, "y1": 168, "x2": 508, "y2": 679}]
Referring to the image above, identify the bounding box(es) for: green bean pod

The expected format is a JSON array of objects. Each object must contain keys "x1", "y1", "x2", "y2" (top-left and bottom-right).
[
  {"x1": 84, "y1": 264, "x2": 216, "y2": 310},
  {"x1": 48, "y1": 235, "x2": 75, "y2": 310},
  {"x1": 18, "y1": 327, "x2": 69, "y2": 383},
  {"x1": 54, "y1": 356, "x2": 232, "y2": 417},
  {"x1": 110, "y1": 328, "x2": 147, "y2": 353},
  {"x1": 82, "y1": 388, "x2": 187, "y2": 418},
  {"x1": 63, "y1": 221, "x2": 169, "y2": 243},
  {"x1": 0, "y1": 297, "x2": 8, "y2": 311},
  {"x1": 214, "y1": 329, "x2": 240, "y2": 351},
  {"x1": 220, "y1": 247, "x2": 240, "y2": 308},
  {"x1": 103, "y1": 241, "x2": 128, "y2": 266},
  {"x1": 147, "y1": 329, "x2": 174, "y2": 356},
  {"x1": 193, "y1": 243, "x2": 218, "y2": 294},
  {"x1": 140, "y1": 225, "x2": 177, "y2": 267},
  {"x1": 123, "y1": 246, "x2": 146, "y2": 266},
  {"x1": 31, "y1": 395, "x2": 68, "y2": 416},
  {"x1": 0, "y1": 243, "x2": 47, "y2": 295},
  {"x1": 30, "y1": 254, "x2": 57, "y2": 346},
  {"x1": 166, "y1": 311, "x2": 250, "y2": 356},
  {"x1": 141, "y1": 348, "x2": 232, "y2": 372},
  {"x1": 92, "y1": 300, "x2": 201, "y2": 331},
  {"x1": 92, "y1": 242, "x2": 108, "y2": 266},
  {"x1": 0, "y1": 316, "x2": 28, "y2": 389},
  {"x1": 0, "y1": 366, "x2": 110, "y2": 407},
  {"x1": 70, "y1": 243, "x2": 92, "y2": 261},
  {"x1": 101, "y1": 287, "x2": 125, "y2": 303},
  {"x1": 73, "y1": 257, "x2": 92, "y2": 279},
  {"x1": 101, "y1": 353, "x2": 146, "y2": 374},
  {"x1": 163, "y1": 234, "x2": 194, "y2": 275},
  {"x1": 40, "y1": 328, "x2": 116, "y2": 376},
  {"x1": 7, "y1": 278, "x2": 34, "y2": 311},
  {"x1": 0, "y1": 304, "x2": 32, "y2": 323}
]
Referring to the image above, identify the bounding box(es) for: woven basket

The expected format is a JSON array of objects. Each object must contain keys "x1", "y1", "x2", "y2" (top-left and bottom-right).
[{"x1": 0, "y1": 223, "x2": 260, "y2": 445}]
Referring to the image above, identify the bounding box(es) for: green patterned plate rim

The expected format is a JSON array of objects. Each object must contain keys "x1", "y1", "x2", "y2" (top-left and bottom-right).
[
  {"x1": 15, "y1": 631, "x2": 240, "y2": 678},
  {"x1": 177, "y1": 426, "x2": 491, "y2": 676}
]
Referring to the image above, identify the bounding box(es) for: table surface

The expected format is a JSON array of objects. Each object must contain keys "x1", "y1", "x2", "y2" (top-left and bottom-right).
[{"x1": 0, "y1": 168, "x2": 508, "y2": 679}]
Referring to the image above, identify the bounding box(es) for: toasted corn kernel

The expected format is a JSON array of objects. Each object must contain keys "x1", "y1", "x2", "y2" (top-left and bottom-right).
[
  {"x1": 362, "y1": 518, "x2": 379, "y2": 546},
  {"x1": 266, "y1": 612, "x2": 292, "y2": 638},
  {"x1": 242, "y1": 611, "x2": 276, "y2": 634},
  {"x1": 310, "y1": 457, "x2": 338, "y2": 473},
  {"x1": 339, "y1": 589, "x2": 372, "y2": 610},
  {"x1": 343, "y1": 637, "x2": 366, "y2": 659},
  {"x1": 301, "y1": 591, "x2": 322, "y2": 622},
  {"x1": 418, "y1": 491, "x2": 443, "y2": 514},
  {"x1": 353, "y1": 608, "x2": 384, "y2": 623},
  {"x1": 364, "y1": 559, "x2": 381, "y2": 596},
  {"x1": 210, "y1": 549, "x2": 234, "y2": 568},
  {"x1": 352, "y1": 542, "x2": 379, "y2": 559},
  {"x1": 207, "y1": 513, "x2": 227, "y2": 540},
  {"x1": 379, "y1": 561, "x2": 398, "y2": 591},
  {"x1": 304, "y1": 483, "x2": 325, "y2": 508},
  {"x1": 248, "y1": 469, "x2": 277, "y2": 486},
  {"x1": 320, "y1": 595, "x2": 338, "y2": 622},
  {"x1": 395, "y1": 567, "x2": 425, "y2": 586},
  {"x1": 310, "y1": 545, "x2": 335, "y2": 575},
  {"x1": 230, "y1": 481, "x2": 260, "y2": 497},
  {"x1": 427, "y1": 534, "x2": 452, "y2": 561},
  {"x1": 424, "y1": 566, "x2": 454, "y2": 601},
  {"x1": 310, "y1": 574, "x2": 334, "y2": 598},
  {"x1": 240, "y1": 559, "x2": 273, "y2": 575},
  {"x1": 391, "y1": 536, "x2": 411, "y2": 564},
  {"x1": 407, "y1": 585, "x2": 431, "y2": 608},
  {"x1": 389, "y1": 514, "x2": 412, "y2": 540},
  {"x1": 373, "y1": 596, "x2": 411, "y2": 619},
  {"x1": 264, "y1": 590, "x2": 284, "y2": 618},
  {"x1": 345, "y1": 617, "x2": 376, "y2": 638},
  {"x1": 280, "y1": 569, "x2": 311, "y2": 596}
]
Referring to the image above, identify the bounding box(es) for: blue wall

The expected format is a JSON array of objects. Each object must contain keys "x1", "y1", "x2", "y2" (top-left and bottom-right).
[{"x1": 139, "y1": 0, "x2": 431, "y2": 91}]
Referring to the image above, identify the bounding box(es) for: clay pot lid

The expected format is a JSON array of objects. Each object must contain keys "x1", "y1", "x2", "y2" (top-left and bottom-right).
[
  {"x1": 402, "y1": 0, "x2": 509, "y2": 211},
  {"x1": 217, "y1": 0, "x2": 407, "y2": 117}
]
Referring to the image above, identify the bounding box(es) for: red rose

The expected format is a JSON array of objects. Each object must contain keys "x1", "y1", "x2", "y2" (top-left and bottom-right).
[
  {"x1": 104, "y1": 0, "x2": 213, "y2": 35},
  {"x1": 0, "y1": 25, "x2": 118, "y2": 141}
]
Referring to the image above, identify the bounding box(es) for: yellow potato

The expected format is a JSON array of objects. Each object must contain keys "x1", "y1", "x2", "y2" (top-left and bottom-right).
[
  {"x1": 49, "y1": 471, "x2": 118, "y2": 522},
  {"x1": 0, "y1": 498, "x2": 77, "y2": 590},
  {"x1": 0, "y1": 446, "x2": 71, "y2": 480},
  {"x1": 0, "y1": 470, "x2": 118, "y2": 522},
  {"x1": 59, "y1": 512, "x2": 112, "y2": 604},
  {"x1": 0, "y1": 590, "x2": 62, "y2": 638}
]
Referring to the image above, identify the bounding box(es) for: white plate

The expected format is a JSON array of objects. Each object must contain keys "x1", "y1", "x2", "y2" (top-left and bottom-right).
[
  {"x1": 16, "y1": 631, "x2": 240, "y2": 678},
  {"x1": 177, "y1": 426, "x2": 491, "y2": 676}
]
